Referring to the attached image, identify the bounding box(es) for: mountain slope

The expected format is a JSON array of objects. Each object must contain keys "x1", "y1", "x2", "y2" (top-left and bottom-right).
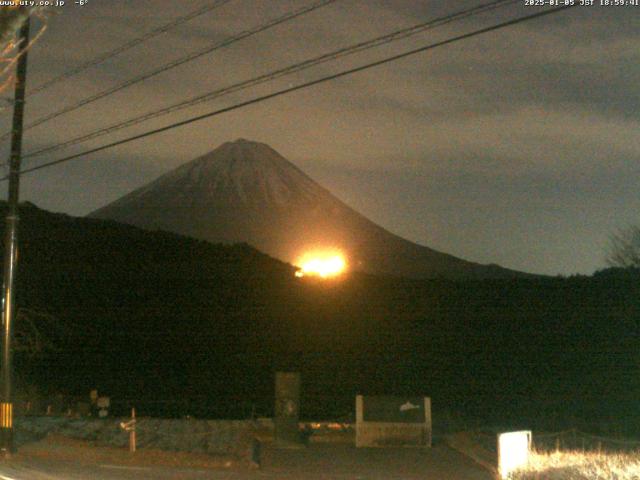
[{"x1": 90, "y1": 139, "x2": 528, "y2": 279}]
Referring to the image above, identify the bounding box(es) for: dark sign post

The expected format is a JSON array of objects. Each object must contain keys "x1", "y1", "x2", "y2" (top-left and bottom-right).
[
  {"x1": 274, "y1": 371, "x2": 302, "y2": 447},
  {"x1": 1, "y1": 16, "x2": 30, "y2": 456}
]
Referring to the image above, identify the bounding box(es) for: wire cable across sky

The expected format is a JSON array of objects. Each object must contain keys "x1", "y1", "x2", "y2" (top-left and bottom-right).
[
  {"x1": 23, "y1": 0, "x2": 518, "y2": 161},
  {"x1": 26, "y1": 0, "x2": 233, "y2": 97},
  {"x1": 0, "y1": 0, "x2": 337, "y2": 143},
  {"x1": 2, "y1": 4, "x2": 576, "y2": 182}
]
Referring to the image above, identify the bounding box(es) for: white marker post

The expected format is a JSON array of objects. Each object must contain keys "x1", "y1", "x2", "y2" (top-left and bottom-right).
[
  {"x1": 119, "y1": 408, "x2": 137, "y2": 453},
  {"x1": 497, "y1": 430, "x2": 531, "y2": 479},
  {"x1": 129, "y1": 408, "x2": 136, "y2": 453}
]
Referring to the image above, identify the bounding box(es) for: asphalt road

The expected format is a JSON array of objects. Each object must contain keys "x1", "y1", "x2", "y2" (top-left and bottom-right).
[{"x1": 0, "y1": 444, "x2": 493, "y2": 480}]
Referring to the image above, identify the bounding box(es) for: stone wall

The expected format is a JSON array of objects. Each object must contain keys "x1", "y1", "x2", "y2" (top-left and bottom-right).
[{"x1": 15, "y1": 416, "x2": 258, "y2": 460}]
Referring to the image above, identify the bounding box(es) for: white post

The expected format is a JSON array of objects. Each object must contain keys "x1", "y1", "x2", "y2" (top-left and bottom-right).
[
  {"x1": 423, "y1": 397, "x2": 432, "y2": 447},
  {"x1": 129, "y1": 408, "x2": 136, "y2": 453},
  {"x1": 355, "y1": 395, "x2": 364, "y2": 447}
]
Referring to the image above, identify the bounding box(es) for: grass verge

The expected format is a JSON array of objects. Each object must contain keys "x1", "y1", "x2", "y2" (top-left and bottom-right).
[{"x1": 511, "y1": 450, "x2": 640, "y2": 479}]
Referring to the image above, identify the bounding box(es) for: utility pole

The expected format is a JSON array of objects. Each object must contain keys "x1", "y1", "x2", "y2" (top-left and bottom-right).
[{"x1": 1, "y1": 15, "x2": 30, "y2": 456}]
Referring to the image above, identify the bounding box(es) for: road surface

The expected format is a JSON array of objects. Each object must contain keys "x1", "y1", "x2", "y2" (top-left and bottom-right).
[{"x1": 0, "y1": 439, "x2": 493, "y2": 479}]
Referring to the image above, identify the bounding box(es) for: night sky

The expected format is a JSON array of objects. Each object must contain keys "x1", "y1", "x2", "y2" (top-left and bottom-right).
[{"x1": 1, "y1": 0, "x2": 638, "y2": 276}]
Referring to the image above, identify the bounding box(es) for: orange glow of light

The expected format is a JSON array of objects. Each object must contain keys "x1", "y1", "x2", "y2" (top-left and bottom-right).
[{"x1": 295, "y1": 251, "x2": 347, "y2": 279}]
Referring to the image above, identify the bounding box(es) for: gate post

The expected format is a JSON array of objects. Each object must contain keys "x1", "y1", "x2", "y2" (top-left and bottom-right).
[{"x1": 274, "y1": 372, "x2": 302, "y2": 448}]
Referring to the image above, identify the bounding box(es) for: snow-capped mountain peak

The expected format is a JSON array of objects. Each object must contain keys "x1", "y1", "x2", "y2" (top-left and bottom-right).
[{"x1": 90, "y1": 139, "x2": 528, "y2": 279}]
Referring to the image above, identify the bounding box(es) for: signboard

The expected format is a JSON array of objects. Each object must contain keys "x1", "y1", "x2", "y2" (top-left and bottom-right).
[
  {"x1": 356, "y1": 395, "x2": 431, "y2": 448},
  {"x1": 362, "y1": 396, "x2": 426, "y2": 423}
]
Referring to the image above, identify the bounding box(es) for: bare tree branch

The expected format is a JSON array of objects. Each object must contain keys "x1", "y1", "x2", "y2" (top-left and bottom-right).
[
  {"x1": 606, "y1": 225, "x2": 640, "y2": 269},
  {"x1": 14, "y1": 307, "x2": 60, "y2": 358}
]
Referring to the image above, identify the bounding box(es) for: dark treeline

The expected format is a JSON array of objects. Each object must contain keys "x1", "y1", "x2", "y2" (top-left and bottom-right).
[{"x1": 4, "y1": 203, "x2": 640, "y2": 434}]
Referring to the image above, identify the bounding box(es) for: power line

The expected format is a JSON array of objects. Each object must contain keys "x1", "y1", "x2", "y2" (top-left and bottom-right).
[
  {"x1": 4, "y1": 4, "x2": 576, "y2": 181},
  {"x1": 26, "y1": 0, "x2": 233, "y2": 97},
  {"x1": 1, "y1": 0, "x2": 336, "y2": 142},
  {"x1": 23, "y1": 0, "x2": 518, "y2": 161}
]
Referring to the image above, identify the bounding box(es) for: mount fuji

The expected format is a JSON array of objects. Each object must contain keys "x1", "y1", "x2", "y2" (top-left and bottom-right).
[{"x1": 90, "y1": 139, "x2": 528, "y2": 279}]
